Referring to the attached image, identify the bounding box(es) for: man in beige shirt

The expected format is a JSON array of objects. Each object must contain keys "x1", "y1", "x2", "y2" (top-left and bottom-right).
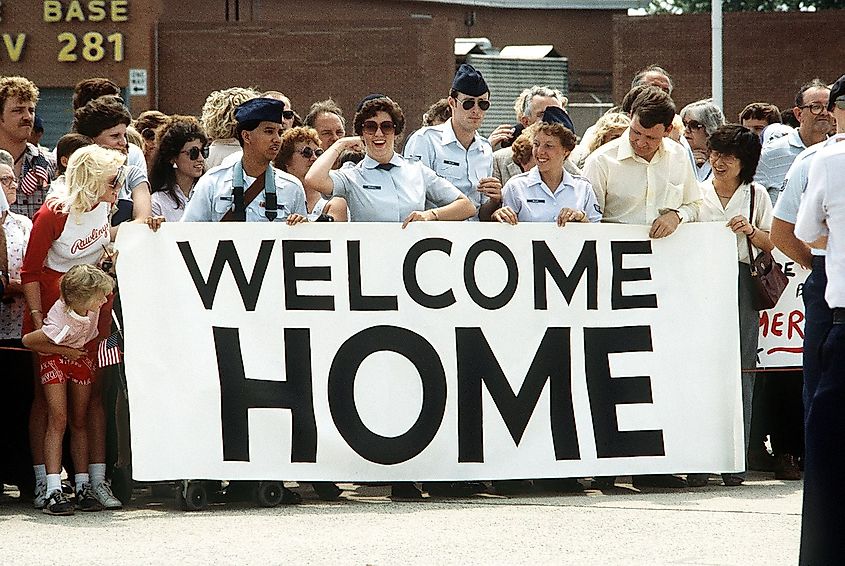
[{"x1": 584, "y1": 86, "x2": 702, "y2": 238}]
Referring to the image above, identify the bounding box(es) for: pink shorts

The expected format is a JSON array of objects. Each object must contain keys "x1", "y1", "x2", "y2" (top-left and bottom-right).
[{"x1": 39, "y1": 353, "x2": 96, "y2": 386}]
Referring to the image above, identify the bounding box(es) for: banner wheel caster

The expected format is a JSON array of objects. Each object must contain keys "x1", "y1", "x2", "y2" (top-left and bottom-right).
[{"x1": 254, "y1": 481, "x2": 284, "y2": 507}]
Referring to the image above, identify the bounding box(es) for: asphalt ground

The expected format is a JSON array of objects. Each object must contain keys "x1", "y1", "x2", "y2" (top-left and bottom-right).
[{"x1": 0, "y1": 473, "x2": 802, "y2": 565}]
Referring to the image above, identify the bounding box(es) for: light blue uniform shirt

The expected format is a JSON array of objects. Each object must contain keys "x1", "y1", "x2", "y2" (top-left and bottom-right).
[
  {"x1": 181, "y1": 159, "x2": 306, "y2": 222},
  {"x1": 754, "y1": 128, "x2": 806, "y2": 205},
  {"x1": 330, "y1": 153, "x2": 463, "y2": 223},
  {"x1": 502, "y1": 167, "x2": 602, "y2": 223},
  {"x1": 403, "y1": 118, "x2": 493, "y2": 220},
  {"x1": 773, "y1": 134, "x2": 845, "y2": 256}
]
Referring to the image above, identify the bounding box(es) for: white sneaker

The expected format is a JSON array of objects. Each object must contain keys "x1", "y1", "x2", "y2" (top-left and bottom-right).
[
  {"x1": 33, "y1": 480, "x2": 47, "y2": 509},
  {"x1": 92, "y1": 480, "x2": 123, "y2": 509}
]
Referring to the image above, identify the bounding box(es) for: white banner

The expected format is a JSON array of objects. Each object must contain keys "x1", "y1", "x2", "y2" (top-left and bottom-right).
[
  {"x1": 115, "y1": 222, "x2": 744, "y2": 481},
  {"x1": 756, "y1": 250, "x2": 809, "y2": 369}
]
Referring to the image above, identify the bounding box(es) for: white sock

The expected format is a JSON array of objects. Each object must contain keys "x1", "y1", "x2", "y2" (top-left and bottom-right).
[
  {"x1": 89, "y1": 463, "x2": 107, "y2": 487},
  {"x1": 46, "y1": 473, "x2": 62, "y2": 495},
  {"x1": 75, "y1": 473, "x2": 90, "y2": 492},
  {"x1": 33, "y1": 464, "x2": 47, "y2": 484}
]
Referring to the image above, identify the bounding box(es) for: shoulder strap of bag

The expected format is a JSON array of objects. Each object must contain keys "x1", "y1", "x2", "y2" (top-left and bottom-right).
[
  {"x1": 220, "y1": 173, "x2": 266, "y2": 222},
  {"x1": 746, "y1": 183, "x2": 758, "y2": 275}
]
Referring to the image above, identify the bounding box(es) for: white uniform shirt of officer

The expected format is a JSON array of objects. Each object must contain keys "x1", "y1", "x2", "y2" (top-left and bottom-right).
[{"x1": 502, "y1": 167, "x2": 601, "y2": 223}]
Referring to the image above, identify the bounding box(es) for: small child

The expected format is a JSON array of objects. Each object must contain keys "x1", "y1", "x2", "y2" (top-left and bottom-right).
[{"x1": 23, "y1": 264, "x2": 114, "y2": 516}]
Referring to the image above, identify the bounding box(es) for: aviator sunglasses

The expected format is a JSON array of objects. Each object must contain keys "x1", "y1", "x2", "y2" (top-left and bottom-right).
[
  {"x1": 457, "y1": 97, "x2": 491, "y2": 111},
  {"x1": 362, "y1": 120, "x2": 396, "y2": 135},
  {"x1": 298, "y1": 146, "x2": 324, "y2": 158},
  {"x1": 181, "y1": 146, "x2": 210, "y2": 160},
  {"x1": 282, "y1": 110, "x2": 295, "y2": 120}
]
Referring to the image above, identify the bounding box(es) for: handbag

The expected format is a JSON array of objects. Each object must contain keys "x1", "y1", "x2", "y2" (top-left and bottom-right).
[{"x1": 746, "y1": 184, "x2": 788, "y2": 310}]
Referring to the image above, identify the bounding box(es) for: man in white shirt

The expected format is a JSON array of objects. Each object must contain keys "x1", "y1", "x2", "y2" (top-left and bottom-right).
[
  {"x1": 583, "y1": 86, "x2": 702, "y2": 239},
  {"x1": 794, "y1": 135, "x2": 845, "y2": 566}
]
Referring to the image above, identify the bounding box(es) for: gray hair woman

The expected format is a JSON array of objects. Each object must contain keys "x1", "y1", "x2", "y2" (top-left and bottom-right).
[{"x1": 681, "y1": 99, "x2": 726, "y2": 181}]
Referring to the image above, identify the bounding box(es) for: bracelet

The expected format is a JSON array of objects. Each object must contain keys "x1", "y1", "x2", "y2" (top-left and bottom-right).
[
  {"x1": 431, "y1": 209, "x2": 439, "y2": 221},
  {"x1": 30, "y1": 309, "x2": 41, "y2": 314}
]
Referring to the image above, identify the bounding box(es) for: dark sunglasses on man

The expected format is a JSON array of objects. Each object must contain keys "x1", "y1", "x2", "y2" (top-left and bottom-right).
[
  {"x1": 181, "y1": 146, "x2": 210, "y2": 160},
  {"x1": 457, "y1": 97, "x2": 491, "y2": 111},
  {"x1": 362, "y1": 120, "x2": 396, "y2": 135}
]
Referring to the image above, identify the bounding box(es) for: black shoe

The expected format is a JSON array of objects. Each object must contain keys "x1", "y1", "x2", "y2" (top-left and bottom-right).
[
  {"x1": 312, "y1": 482, "x2": 342, "y2": 501},
  {"x1": 391, "y1": 483, "x2": 424, "y2": 501},
  {"x1": 281, "y1": 486, "x2": 302, "y2": 505},
  {"x1": 75, "y1": 483, "x2": 102, "y2": 512},
  {"x1": 492, "y1": 480, "x2": 532, "y2": 495},
  {"x1": 686, "y1": 474, "x2": 709, "y2": 488},
  {"x1": 423, "y1": 481, "x2": 488, "y2": 497},
  {"x1": 632, "y1": 474, "x2": 687, "y2": 489},
  {"x1": 721, "y1": 473, "x2": 745, "y2": 486},
  {"x1": 534, "y1": 478, "x2": 584, "y2": 493},
  {"x1": 43, "y1": 490, "x2": 74, "y2": 516}
]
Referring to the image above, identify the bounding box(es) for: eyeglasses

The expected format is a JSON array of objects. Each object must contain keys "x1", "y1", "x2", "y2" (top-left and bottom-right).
[
  {"x1": 297, "y1": 146, "x2": 324, "y2": 159},
  {"x1": 282, "y1": 110, "x2": 295, "y2": 120},
  {"x1": 458, "y1": 97, "x2": 491, "y2": 111},
  {"x1": 181, "y1": 146, "x2": 209, "y2": 160},
  {"x1": 109, "y1": 166, "x2": 126, "y2": 190},
  {"x1": 800, "y1": 103, "x2": 829, "y2": 116},
  {"x1": 362, "y1": 120, "x2": 396, "y2": 135},
  {"x1": 0, "y1": 175, "x2": 16, "y2": 187},
  {"x1": 710, "y1": 151, "x2": 739, "y2": 165},
  {"x1": 683, "y1": 120, "x2": 706, "y2": 131}
]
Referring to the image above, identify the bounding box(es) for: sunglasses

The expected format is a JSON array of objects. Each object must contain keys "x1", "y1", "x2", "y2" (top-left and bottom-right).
[
  {"x1": 282, "y1": 110, "x2": 295, "y2": 120},
  {"x1": 298, "y1": 146, "x2": 324, "y2": 158},
  {"x1": 362, "y1": 120, "x2": 395, "y2": 135},
  {"x1": 458, "y1": 98, "x2": 491, "y2": 111},
  {"x1": 683, "y1": 120, "x2": 706, "y2": 131},
  {"x1": 181, "y1": 146, "x2": 210, "y2": 160}
]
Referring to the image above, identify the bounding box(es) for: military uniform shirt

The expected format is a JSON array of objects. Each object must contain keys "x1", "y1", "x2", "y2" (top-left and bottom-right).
[
  {"x1": 330, "y1": 153, "x2": 463, "y2": 223},
  {"x1": 403, "y1": 118, "x2": 493, "y2": 220},
  {"x1": 181, "y1": 160, "x2": 306, "y2": 222},
  {"x1": 502, "y1": 167, "x2": 602, "y2": 223},
  {"x1": 754, "y1": 127, "x2": 806, "y2": 204}
]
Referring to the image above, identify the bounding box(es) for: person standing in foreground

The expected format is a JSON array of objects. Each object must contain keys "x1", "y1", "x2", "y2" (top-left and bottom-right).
[
  {"x1": 794, "y1": 134, "x2": 845, "y2": 566},
  {"x1": 404, "y1": 64, "x2": 502, "y2": 221}
]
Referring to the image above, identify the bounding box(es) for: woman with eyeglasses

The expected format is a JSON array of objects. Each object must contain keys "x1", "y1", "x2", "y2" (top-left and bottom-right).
[
  {"x1": 149, "y1": 116, "x2": 209, "y2": 222},
  {"x1": 305, "y1": 95, "x2": 474, "y2": 225},
  {"x1": 275, "y1": 127, "x2": 347, "y2": 222},
  {"x1": 687, "y1": 124, "x2": 772, "y2": 488},
  {"x1": 680, "y1": 99, "x2": 726, "y2": 182}
]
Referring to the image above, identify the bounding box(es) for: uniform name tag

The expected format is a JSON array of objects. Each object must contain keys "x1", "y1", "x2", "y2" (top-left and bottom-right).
[
  {"x1": 443, "y1": 160, "x2": 460, "y2": 166},
  {"x1": 527, "y1": 199, "x2": 546, "y2": 203},
  {"x1": 219, "y1": 195, "x2": 233, "y2": 201},
  {"x1": 363, "y1": 185, "x2": 382, "y2": 190}
]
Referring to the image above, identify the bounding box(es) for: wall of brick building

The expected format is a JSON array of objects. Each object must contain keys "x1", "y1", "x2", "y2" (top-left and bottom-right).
[{"x1": 612, "y1": 11, "x2": 843, "y2": 120}]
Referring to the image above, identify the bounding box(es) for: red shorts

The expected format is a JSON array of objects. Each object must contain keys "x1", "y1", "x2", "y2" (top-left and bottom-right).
[{"x1": 39, "y1": 353, "x2": 96, "y2": 386}]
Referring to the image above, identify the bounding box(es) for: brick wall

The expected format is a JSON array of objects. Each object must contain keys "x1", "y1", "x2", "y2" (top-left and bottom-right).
[{"x1": 613, "y1": 11, "x2": 844, "y2": 120}]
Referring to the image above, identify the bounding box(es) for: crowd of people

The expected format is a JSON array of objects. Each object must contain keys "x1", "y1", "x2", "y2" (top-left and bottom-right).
[{"x1": 0, "y1": 65, "x2": 841, "y2": 551}]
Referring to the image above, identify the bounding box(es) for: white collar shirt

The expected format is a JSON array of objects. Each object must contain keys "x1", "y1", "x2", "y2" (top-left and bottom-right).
[
  {"x1": 582, "y1": 130, "x2": 703, "y2": 225},
  {"x1": 329, "y1": 152, "x2": 463, "y2": 222},
  {"x1": 796, "y1": 142, "x2": 845, "y2": 308},
  {"x1": 700, "y1": 180, "x2": 773, "y2": 264},
  {"x1": 502, "y1": 167, "x2": 601, "y2": 223}
]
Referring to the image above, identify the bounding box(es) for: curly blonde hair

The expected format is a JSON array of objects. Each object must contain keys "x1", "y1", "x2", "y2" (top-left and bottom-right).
[
  {"x1": 200, "y1": 87, "x2": 260, "y2": 141},
  {"x1": 588, "y1": 112, "x2": 631, "y2": 154},
  {"x1": 49, "y1": 145, "x2": 126, "y2": 218}
]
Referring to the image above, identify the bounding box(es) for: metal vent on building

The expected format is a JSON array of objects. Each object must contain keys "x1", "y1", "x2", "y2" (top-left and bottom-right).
[{"x1": 466, "y1": 51, "x2": 568, "y2": 137}]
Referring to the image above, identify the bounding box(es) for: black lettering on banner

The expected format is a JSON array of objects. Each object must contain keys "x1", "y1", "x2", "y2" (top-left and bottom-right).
[
  {"x1": 282, "y1": 240, "x2": 334, "y2": 311},
  {"x1": 456, "y1": 327, "x2": 579, "y2": 463},
  {"x1": 177, "y1": 239, "x2": 275, "y2": 311},
  {"x1": 403, "y1": 238, "x2": 456, "y2": 309},
  {"x1": 583, "y1": 326, "x2": 665, "y2": 458},
  {"x1": 533, "y1": 240, "x2": 598, "y2": 310},
  {"x1": 215, "y1": 327, "x2": 317, "y2": 462},
  {"x1": 328, "y1": 326, "x2": 446, "y2": 465},
  {"x1": 464, "y1": 239, "x2": 518, "y2": 310},
  {"x1": 347, "y1": 241, "x2": 398, "y2": 311},
  {"x1": 610, "y1": 241, "x2": 658, "y2": 310}
]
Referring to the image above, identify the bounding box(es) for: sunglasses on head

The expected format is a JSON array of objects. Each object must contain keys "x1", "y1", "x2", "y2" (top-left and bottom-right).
[
  {"x1": 458, "y1": 97, "x2": 490, "y2": 111},
  {"x1": 182, "y1": 146, "x2": 210, "y2": 160},
  {"x1": 362, "y1": 120, "x2": 395, "y2": 135},
  {"x1": 298, "y1": 146, "x2": 324, "y2": 158},
  {"x1": 282, "y1": 110, "x2": 295, "y2": 120}
]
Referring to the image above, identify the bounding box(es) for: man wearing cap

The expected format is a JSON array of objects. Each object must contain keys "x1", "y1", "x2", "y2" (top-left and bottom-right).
[
  {"x1": 794, "y1": 120, "x2": 845, "y2": 566},
  {"x1": 182, "y1": 97, "x2": 307, "y2": 225},
  {"x1": 583, "y1": 86, "x2": 701, "y2": 241},
  {"x1": 404, "y1": 63, "x2": 502, "y2": 221}
]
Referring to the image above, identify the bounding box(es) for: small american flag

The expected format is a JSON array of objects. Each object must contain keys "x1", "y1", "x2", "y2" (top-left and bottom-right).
[
  {"x1": 97, "y1": 332, "x2": 123, "y2": 368},
  {"x1": 18, "y1": 161, "x2": 50, "y2": 196}
]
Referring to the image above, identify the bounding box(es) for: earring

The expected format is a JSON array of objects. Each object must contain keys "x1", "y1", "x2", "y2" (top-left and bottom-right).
[{"x1": 172, "y1": 163, "x2": 178, "y2": 169}]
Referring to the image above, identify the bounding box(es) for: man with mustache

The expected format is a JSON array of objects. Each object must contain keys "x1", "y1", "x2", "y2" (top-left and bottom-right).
[
  {"x1": 182, "y1": 97, "x2": 307, "y2": 225},
  {"x1": 0, "y1": 76, "x2": 56, "y2": 219}
]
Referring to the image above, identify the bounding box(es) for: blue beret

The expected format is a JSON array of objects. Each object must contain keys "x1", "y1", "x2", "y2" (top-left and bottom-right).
[
  {"x1": 33, "y1": 115, "x2": 44, "y2": 132},
  {"x1": 234, "y1": 97, "x2": 285, "y2": 124},
  {"x1": 829, "y1": 74, "x2": 845, "y2": 111},
  {"x1": 356, "y1": 93, "x2": 387, "y2": 113},
  {"x1": 452, "y1": 64, "x2": 488, "y2": 97},
  {"x1": 541, "y1": 106, "x2": 576, "y2": 135}
]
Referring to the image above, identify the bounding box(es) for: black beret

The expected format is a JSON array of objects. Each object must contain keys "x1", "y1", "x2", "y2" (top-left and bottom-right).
[
  {"x1": 452, "y1": 64, "x2": 488, "y2": 97},
  {"x1": 541, "y1": 106, "x2": 576, "y2": 135},
  {"x1": 829, "y1": 74, "x2": 845, "y2": 111},
  {"x1": 234, "y1": 97, "x2": 285, "y2": 124}
]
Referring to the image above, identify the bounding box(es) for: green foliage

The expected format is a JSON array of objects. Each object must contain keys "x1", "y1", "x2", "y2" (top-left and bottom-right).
[{"x1": 648, "y1": 0, "x2": 845, "y2": 13}]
